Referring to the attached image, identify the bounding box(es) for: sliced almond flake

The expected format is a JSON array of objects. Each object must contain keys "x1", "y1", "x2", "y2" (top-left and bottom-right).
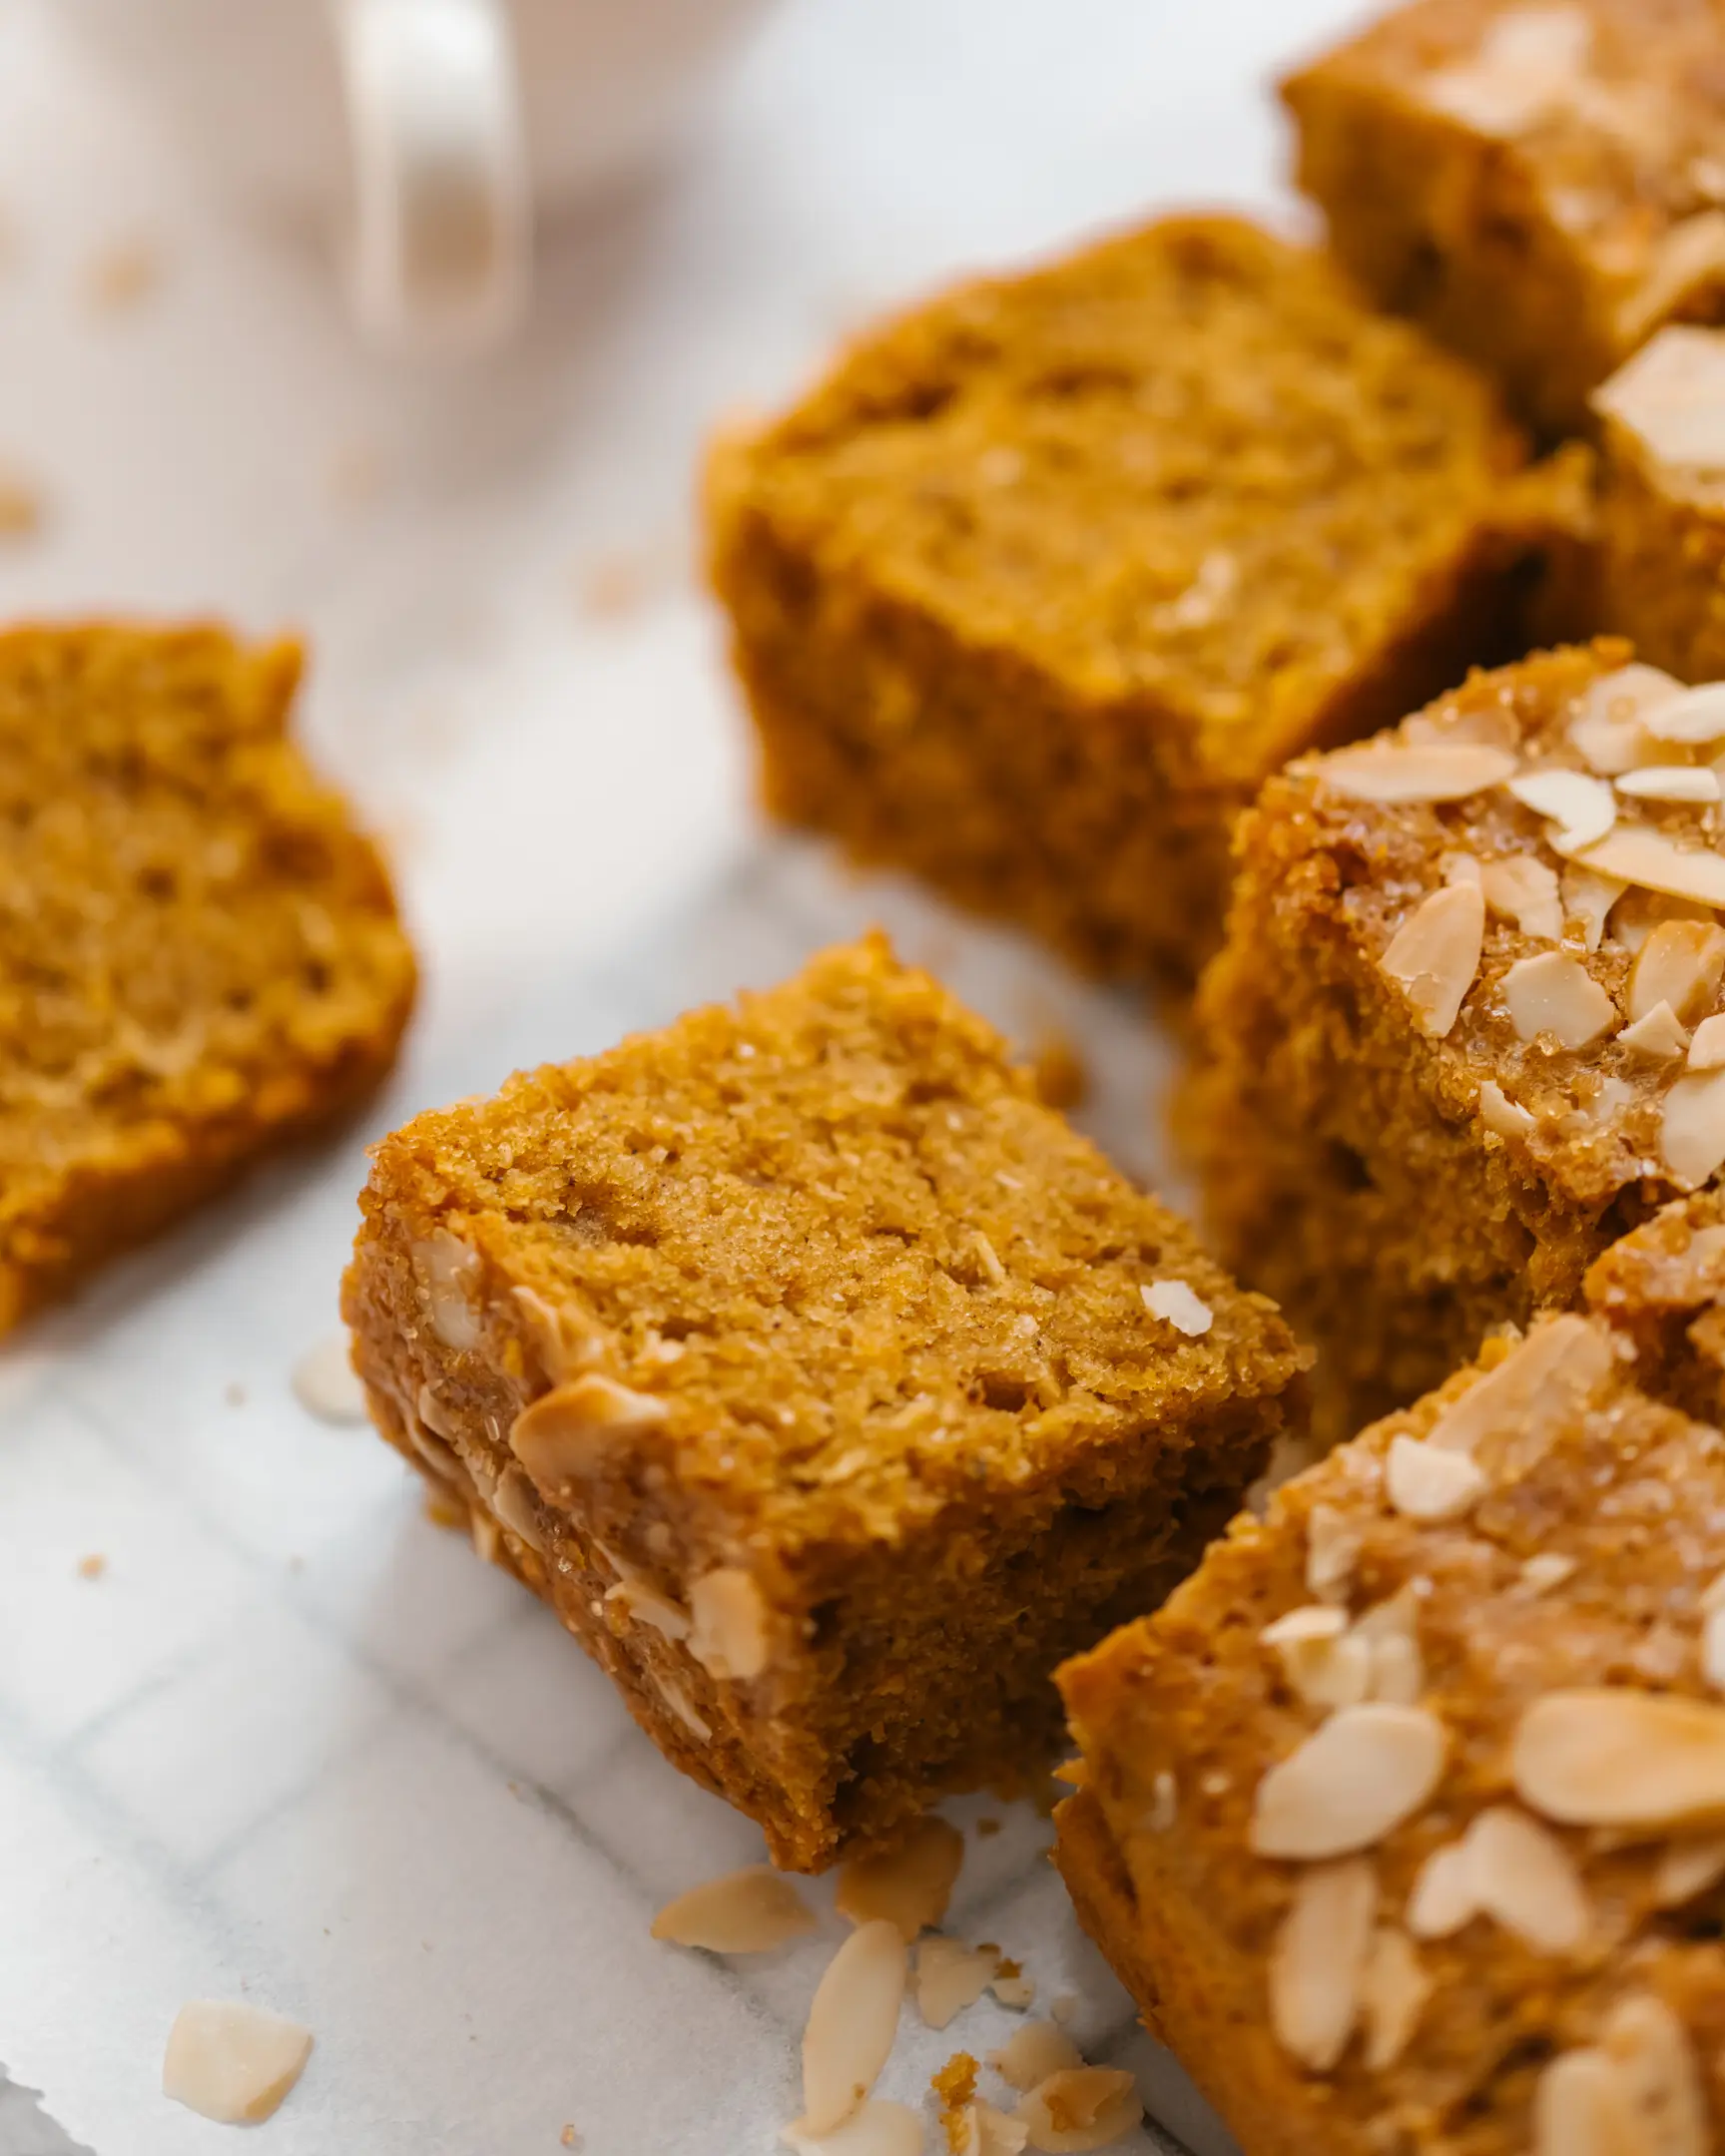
[
  {"x1": 1652, "y1": 1834, "x2": 1725, "y2": 1905},
  {"x1": 652, "y1": 1867, "x2": 817, "y2": 1952},
  {"x1": 1385, "y1": 1434, "x2": 1487, "y2": 1522},
  {"x1": 1251, "y1": 1705, "x2": 1448, "y2": 1861},
  {"x1": 688, "y1": 1567, "x2": 773, "y2": 1681},
  {"x1": 1532, "y1": 2046, "x2": 1639, "y2": 2156},
  {"x1": 291, "y1": 1337, "x2": 368, "y2": 1424},
  {"x1": 1688, "y1": 1013, "x2": 1725, "y2": 1070},
  {"x1": 1702, "y1": 1606, "x2": 1725, "y2": 1693},
  {"x1": 1563, "y1": 864, "x2": 1627, "y2": 951},
  {"x1": 1379, "y1": 882, "x2": 1485, "y2": 1039},
  {"x1": 513, "y1": 1284, "x2": 601, "y2": 1385},
  {"x1": 1661, "y1": 1065, "x2": 1725, "y2": 1184},
  {"x1": 1618, "y1": 766, "x2": 1723, "y2": 804},
  {"x1": 1354, "y1": 1587, "x2": 1427, "y2": 1707},
  {"x1": 1140, "y1": 1279, "x2": 1212, "y2": 1336},
  {"x1": 1466, "y1": 1805, "x2": 1591, "y2": 1952},
  {"x1": 1521, "y1": 1552, "x2": 1580, "y2": 1595},
  {"x1": 782, "y1": 2098, "x2": 925, "y2": 2156},
  {"x1": 1140, "y1": 1769, "x2": 1177, "y2": 1834},
  {"x1": 1702, "y1": 1572, "x2": 1725, "y2": 1615},
  {"x1": 802, "y1": 1921, "x2": 907, "y2": 2134},
  {"x1": 1478, "y1": 1078, "x2": 1536, "y2": 1136},
  {"x1": 989, "y1": 2024, "x2": 1084, "y2": 2093},
  {"x1": 1570, "y1": 666, "x2": 1684, "y2": 775},
  {"x1": 837, "y1": 1817, "x2": 964, "y2": 1942},
  {"x1": 1629, "y1": 920, "x2": 1725, "y2": 1023},
  {"x1": 989, "y1": 1964, "x2": 1036, "y2": 2010},
  {"x1": 915, "y1": 1936, "x2": 997, "y2": 2030},
  {"x1": 1360, "y1": 1924, "x2": 1432, "y2": 2071},
  {"x1": 1601, "y1": 1992, "x2": 1710, "y2": 2156},
  {"x1": 1482, "y1": 854, "x2": 1565, "y2": 940},
  {"x1": 1442, "y1": 850, "x2": 1484, "y2": 886},
  {"x1": 1644, "y1": 679, "x2": 1725, "y2": 746},
  {"x1": 1616, "y1": 210, "x2": 1725, "y2": 346},
  {"x1": 1268, "y1": 1858, "x2": 1377, "y2": 2072},
  {"x1": 1572, "y1": 823, "x2": 1725, "y2": 908},
  {"x1": 1596, "y1": 327, "x2": 1725, "y2": 477},
  {"x1": 948, "y1": 2103, "x2": 1033, "y2": 2156},
  {"x1": 1407, "y1": 1838, "x2": 1477, "y2": 1939},
  {"x1": 510, "y1": 1373, "x2": 668, "y2": 1493},
  {"x1": 1305, "y1": 1502, "x2": 1362, "y2": 1605},
  {"x1": 1513, "y1": 1688, "x2": 1725, "y2": 1828},
  {"x1": 1427, "y1": 1316, "x2": 1611, "y2": 1458},
  {"x1": 490, "y1": 1466, "x2": 546, "y2": 1553},
  {"x1": 1508, "y1": 769, "x2": 1617, "y2": 853},
  {"x1": 162, "y1": 2001, "x2": 313, "y2": 2125},
  {"x1": 1502, "y1": 951, "x2": 1617, "y2": 1048},
  {"x1": 654, "y1": 1672, "x2": 712, "y2": 1741},
  {"x1": 604, "y1": 1573, "x2": 691, "y2": 1641},
  {"x1": 1319, "y1": 740, "x2": 1518, "y2": 804},
  {"x1": 1420, "y1": 5, "x2": 1592, "y2": 135},
  {"x1": 1262, "y1": 1607, "x2": 1372, "y2": 1712},
  {"x1": 415, "y1": 1229, "x2": 483, "y2": 1351},
  {"x1": 1013, "y1": 2066, "x2": 1142, "y2": 2154},
  {"x1": 1619, "y1": 1000, "x2": 1691, "y2": 1062}
]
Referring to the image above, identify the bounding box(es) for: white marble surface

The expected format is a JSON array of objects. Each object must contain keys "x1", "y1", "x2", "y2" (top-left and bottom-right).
[{"x1": 0, "y1": 2, "x2": 1361, "y2": 2149}]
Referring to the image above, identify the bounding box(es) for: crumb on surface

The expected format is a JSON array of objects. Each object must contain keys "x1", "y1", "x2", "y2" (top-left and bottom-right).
[
  {"x1": 86, "y1": 236, "x2": 162, "y2": 314},
  {"x1": 1030, "y1": 1029, "x2": 1089, "y2": 1112},
  {"x1": 0, "y1": 470, "x2": 44, "y2": 538},
  {"x1": 76, "y1": 1552, "x2": 106, "y2": 1580}
]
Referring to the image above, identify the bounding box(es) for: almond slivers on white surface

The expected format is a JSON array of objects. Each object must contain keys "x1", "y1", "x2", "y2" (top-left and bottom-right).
[{"x1": 162, "y1": 2000, "x2": 312, "y2": 2124}]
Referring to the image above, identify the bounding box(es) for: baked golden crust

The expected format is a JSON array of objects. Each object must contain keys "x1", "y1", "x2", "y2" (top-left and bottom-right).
[
  {"x1": 1059, "y1": 1284, "x2": 1725, "y2": 2156},
  {"x1": 1284, "y1": 0, "x2": 1725, "y2": 435},
  {"x1": 708, "y1": 214, "x2": 1562, "y2": 981},
  {"x1": 0, "y1": 622, "x2": 415, "y2": 1333},
  {"x1": 341, "y1": 935, "x2": 1306, "y2": 1869},
  {"x1": 1186, "y1": 639, "x2": 1725, "y2": 1441}
]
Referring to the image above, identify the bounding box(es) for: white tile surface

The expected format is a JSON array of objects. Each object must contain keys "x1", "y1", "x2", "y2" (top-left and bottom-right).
[{"x1": 0, "y1": 0, "x2": 1362, "y2": 2148}]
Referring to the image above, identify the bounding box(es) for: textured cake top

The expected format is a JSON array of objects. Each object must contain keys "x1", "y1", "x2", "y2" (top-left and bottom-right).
[
  {"x1": 1248, "y1": 640, "x2": 1725, "y2": 1211},
  {"x1": 1062, "y1": 1259, "x2": 1725, "y2": 2149},
  {"x1": 717, "y1": 215, "x2": 1528, "y2": 782},
  {"x1": 1288, "y1": 0, "x2": 1725, "y2": 347},
  {"x1": 357, "y1": 936, "x2": 1302, "y2": 1549},
  {"x1": 0, "y1": 623, "x2": 415, "y2": 1272}
]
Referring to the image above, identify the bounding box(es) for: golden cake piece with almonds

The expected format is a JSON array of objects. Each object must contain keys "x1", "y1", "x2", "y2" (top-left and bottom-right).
[
  {"x1": 340, "y1": 936, "x2": 1306, "y2": 1870},
  {"x1": 0, "y1": 622, "x2": 415, "y2": 1334},
  {"x1": 708, "y1": 214, "x2": 1573, "y2": 983},
  {"x1": 1057, "y1": 1264, "x2": 1725, "y2": 2156},
  {"x1": 1284, "y1": 0, "x2": 1725, "y2": 434},
  {"x1": 1596, "y1": 325, "x2": 1725, "y2": 683},
  {"x1": 1186, "y1": 639, "x2": 1725, "y2": 1443}
]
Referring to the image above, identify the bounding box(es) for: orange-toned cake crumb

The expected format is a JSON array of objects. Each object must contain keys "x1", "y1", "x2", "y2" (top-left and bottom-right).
[
  {"x1": 709, "y1": 215, "x2": 1571, "y2": 982},
  {"x1": 0, "y1": 622, "x2": 414, "y2": 1333},
  {"x1": 1284, "y1": 0, "x2": 1725, "y2": 435},
  {"x1": 342, "y1": 936, "x2": 1305, "y2": 1869}
]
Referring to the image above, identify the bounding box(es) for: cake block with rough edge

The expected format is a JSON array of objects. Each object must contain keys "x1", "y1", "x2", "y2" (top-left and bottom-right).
[
  {"x1": 1284, "y1": 0, "x2": 1725, "y2": 436},
  {"x1": 341, "y1": 935, "x2": 1306, "y2": 1871},
  {"x1": 1185, "y1": 638, "x2": 1725, "y2": 1446},
  {"x1": 707, "y1": 213, "x2": 1574, "y2": 984},
  {"x1": 0, "y1": 621, "x2": 416, "y2": 1335},
  {"x1": 1057, "y1": 1276, "x2": 1725, "y2": 2156},
  {"x1": 1595, "y1": 325, "x2": 1725, "y2": 685}
]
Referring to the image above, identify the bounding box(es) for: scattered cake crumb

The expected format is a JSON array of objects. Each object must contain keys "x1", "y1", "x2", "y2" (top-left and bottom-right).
[
  {"x1": 86, "y1": 236, "x2": 162, "y2": 314},
  {"x1": 0, "y1": 470, "x2": 44, "y2": 538},
  {"x1": 836, "y1": 1815, "x2": 964, "y2": 1940},
  {"x1": 76, "y1": 1552, "x2": 106, "y2": 1580},
  {"x1": 423, "y1": 1489, "x2": 468, "y2": 1533},
  {"x1": 934, "y1": 2051, "x2": 979, "y2": 2152},
  {"x1": 291, "y1": 1337, "x2": 369, "y2": 1425},
  {"x1": 559, "y1": 2127, "x2": 581, "y2": 2149},
  {"x1": 1030, "y1": 1029, "x2": 1089, "y2": 1112}
]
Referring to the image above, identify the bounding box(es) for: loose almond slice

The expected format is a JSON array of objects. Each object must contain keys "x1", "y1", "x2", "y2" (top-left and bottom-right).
[
  {"x1": 1601, "y1": 1993, "x2": 1709, "y2": 2156},
  {"x1": 1261, "y1": 1607, "x2": 1371, "y2": 1711},
  {"x1": 1689, "y1": 1014, "x2": 1725, "y2": 1070},
  {"x1": 1385, "y1": 1434, "x2": 1487, "y2": 1522},
  {"x1": 291, "y1": 1337, "x2": 368, "y2": 1423},
  {"x1": 1482, "y1": 854, "x2": 1565, "y2": 940},
  {"x1": 652, "y1": 1866, "x2": 816, "y2": 1953},
  {"x1": 1662, "y1": 1066, "x2": 1725, "y2": 1184},
  {"x1": 1629, "y1": 920, "x2": 1725, "y2": 1023},
  {"x1": 837, "y1": 1818, "x2": 964, "y2": 1942},
  {"x1": 1643, "y1": 679, "x2": 1725, "y2": 746},
  {"x1": 1502, "y1": 951, "x2": 1617, "y2": 1047},
  {"x1": 782, "y1": 2099, "x2": 925, "y2": 2156},
  {"x1": 1532, "y1": 2046, "x2": 1638, "y2": 2156},
  {"x1": 162, "y1": 2001, "x2": 313, "y2": 2124},
  {"x1": 802, "y1": 1922, "x2": 906, "y2": 2135},
  {"x1": 1320, "y1": 741, "x2": 1518, "y2": 804},
  {"x1": 915, "y1": 1936, "x2": 997, "y2": 2030},
  {"x1": 1514, "y1": 1689, "x2": 1725, "y2": 1828},
  {"x1": 1251, "y1": 1705, "x2": 1447, "y2": 1860},
  {"x1": 1013, "y1": 2066, "x2": 1142, "y2": 2154},
  {"x1": 1465, "y1": 1805, "x2": 1590, "y2": 1952},
  {"x1": 1568, "y1": 823, "x2": 1725, "y2": 907},
  {"x1": 1380, "y1": 883, "x2": 1484, "y2": 1038},
  {"x1": 1268, "y1": 1858, "x2": 1377, "y2": 2071},
  {"x1": 1426, "y1": 1317, "x2": 1611, "y2": 1458},
  {"x1": 1407, "y1": 1836, "x2": 1477, "y2": 1939},
  {"x1": 1508, "y1": 769, "x2": 1617, "y2": 852},
  {"x1": 989, "y1": 2024, "x2": 1084, "y2": 2093},
  {"x1": 1359, "y1": 1924, "x2": 1432, "y2": 2071},
  {"x1": 1620, "y1": 1001, "x2": 1691, "y2": 1062},
  {"x1": 1618, "y1": 766, "x2": 1722, "y2": 804}
]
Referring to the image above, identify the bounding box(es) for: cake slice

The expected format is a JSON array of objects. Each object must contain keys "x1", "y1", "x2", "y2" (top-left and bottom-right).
[
  {"x1": 1057, "y1": 1230, "x2": 1725, "y2": 2156},
  {"x1": 1185, "y1": 639, "x2": 1725, "y2": 1443},
  {"x1": 0, "y1": 622, "x2": 415, "y2": 1333},
  {"x1": 708, "y1": 214, "x2": 1572, "y2": 982},
  {"x1": 341, "y1": 936, "x2": 1306, "y2": 1869},
  {"x1": 1284, "y1": 0, "x2": 1725, "y2": 434}
]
